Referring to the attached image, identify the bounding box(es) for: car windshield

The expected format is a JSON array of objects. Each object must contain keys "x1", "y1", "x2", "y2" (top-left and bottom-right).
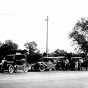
[
  {"x1": 5, "y1": 56, "x2": 14, "y2": 61},
  {"x1": 15, "y1": 55, "x2": 26, "y2": 60},
  {"x1": 5, "y1": 54, "x2": 26, "y2": 61},
  {"x1": 42, "y1": 57, "x2": 65, "y2": 62}
]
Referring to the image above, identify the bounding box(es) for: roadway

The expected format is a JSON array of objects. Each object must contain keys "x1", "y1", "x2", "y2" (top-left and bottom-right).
[{"x1": 0, "y1": 71, "x2": 88, "y2": 88}]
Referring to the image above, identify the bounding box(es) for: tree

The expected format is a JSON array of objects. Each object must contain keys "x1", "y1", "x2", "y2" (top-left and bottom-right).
[
  {"x1": 69, "y1": 18, "x2": 88, "y2": 54},
  {"x1": 5, "y1": 40, "x2": 18, "y2": 50},
  {"x1": 24, "y1": 41, "x2": 42, "y2": 63},
  {"x1": 54, "y1": 49, "x2": 68, "y2": 56},
  {"x1": 0, "y1": 40, "x2": 18, "y2": 62},
  {"x1": 24, "y1": 41, "x2": 37, "y2": 54}
]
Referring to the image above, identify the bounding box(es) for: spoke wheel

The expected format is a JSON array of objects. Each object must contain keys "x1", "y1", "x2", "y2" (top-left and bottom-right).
[
  {"x1": 39, "y1": 65, "x2": 45, "y2": 72},
  {"x1": 8, "y1": 65, "x2": 14, "y2": 74},
  {"x1": 23, "y1": 65, "x2": 29, "y2": 72}
]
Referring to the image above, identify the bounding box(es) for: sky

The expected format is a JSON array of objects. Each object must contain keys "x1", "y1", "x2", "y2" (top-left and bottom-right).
[{"x1": 0, "y1": 0, "x2": 88, "y2": 53}]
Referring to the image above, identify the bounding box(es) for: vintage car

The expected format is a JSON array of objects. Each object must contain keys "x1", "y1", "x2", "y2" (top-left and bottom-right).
[
  {"x1": 55, "y1": 56, "x2": 66, "y2": 70},
  {"x1": 0, "y1": 54, "x2": 29, "y2": 74},
  {"x1": 31, "y1": 56, "x2": 65, "y2": 71},
  {"x1": 70, "y1": 57, "x2": 83, "y2": 70}
]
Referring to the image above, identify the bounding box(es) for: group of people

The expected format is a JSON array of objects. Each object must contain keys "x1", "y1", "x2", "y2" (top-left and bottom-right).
[{"x1": 55, "y1": 58, "x2": 84, "y2": 71}]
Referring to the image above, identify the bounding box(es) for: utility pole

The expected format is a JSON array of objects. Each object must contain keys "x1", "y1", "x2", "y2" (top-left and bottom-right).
[{"x1": 45, "y1": 16, "x2": 49, "y2": 57}]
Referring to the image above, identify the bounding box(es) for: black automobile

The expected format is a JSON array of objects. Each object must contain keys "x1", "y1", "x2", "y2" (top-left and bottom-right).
[
  {"x1": 31, "y1": 57, "x2": 62, "y2": 72},
  {"x1": 0, "y1": 54, "x2": 29, "y2": 74}
]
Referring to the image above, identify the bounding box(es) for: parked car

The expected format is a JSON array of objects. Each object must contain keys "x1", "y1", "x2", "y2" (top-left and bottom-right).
[
  {"x1": 31, "y1": 56, "x2": 65, "y2": 71},
  {"x1": 55, "y1": 56, "x2": 66, "y2": 70},
  {"x1": 0, "y1": 54, "x2": 29, "y2": 74},
  {"x1": 70, "y1": 57, "x2": 83, "y2": 70}
]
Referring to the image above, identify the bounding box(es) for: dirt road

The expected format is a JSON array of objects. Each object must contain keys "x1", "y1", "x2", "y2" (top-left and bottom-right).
[{"x1": 0, "y1": 71, "x2": 88, "y2": 88}]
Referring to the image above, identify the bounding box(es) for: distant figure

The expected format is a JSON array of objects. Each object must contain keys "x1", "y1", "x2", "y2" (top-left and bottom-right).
[
  {"x1": 70, "y1": 60, "x2": 74, "y2": 71},
  {"x1": 0, "y1": 58, "x2": 6, "y2": 65},
  {"x1": 0, "y1": 58, "x2": 6, "y2": 71},
  {"x1": 75, "y1": 61, "x2": 78, "y2": 71},
  {"x1": 79, "y1": 59, "x2": 83, "y2": 71},
  {"x1": 65, "y1": 59, "x2": 69, "y2": 70}
]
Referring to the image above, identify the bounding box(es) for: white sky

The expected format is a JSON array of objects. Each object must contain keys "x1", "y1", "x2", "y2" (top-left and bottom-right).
[{"x1": 0, "y1": 0, "x2": 88, "y2": 53}]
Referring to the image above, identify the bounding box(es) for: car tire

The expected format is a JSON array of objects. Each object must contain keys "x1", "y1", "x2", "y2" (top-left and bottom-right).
[
  {"x1": 8, "y1": 65, "x2": 14, "y2": 74},
  {"x1": 23, "y1": 65, "x2": 29, "y2": 72},
  {"x1": 39, "y1": 64, "x2": 45, "y2": 72}
]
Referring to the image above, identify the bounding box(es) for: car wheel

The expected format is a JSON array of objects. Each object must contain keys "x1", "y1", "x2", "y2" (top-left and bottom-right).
[
  {"x1": 8, "y1": 65, "x2": 14, "y2": 74},
  {"x1": 39, "y1": 64, "x2": 45, "y2": 72},
  {"x1": 23, "y1": 65, "x2": 29, "y2": 72}
]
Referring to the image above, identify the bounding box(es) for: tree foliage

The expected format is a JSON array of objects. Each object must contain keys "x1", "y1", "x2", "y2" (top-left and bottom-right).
[
  {"x1": 5, "y1": 40, "x2": 18, "y2": 50},
  {"x1": 69, "y1": 18, "x2": 88, "y2": 54},
  {"x1": 54, "y1": 49, "x2": 67, "y2": 56},
  {"x1": 0, "y1": 40, "x2": 18, "y2": 62},
  {"x1": 24, "y1": 41, "x2": 42, "y2": 63},
  {"x1": 24, "y1": 41, "x2": 37, "y2": 54}
]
